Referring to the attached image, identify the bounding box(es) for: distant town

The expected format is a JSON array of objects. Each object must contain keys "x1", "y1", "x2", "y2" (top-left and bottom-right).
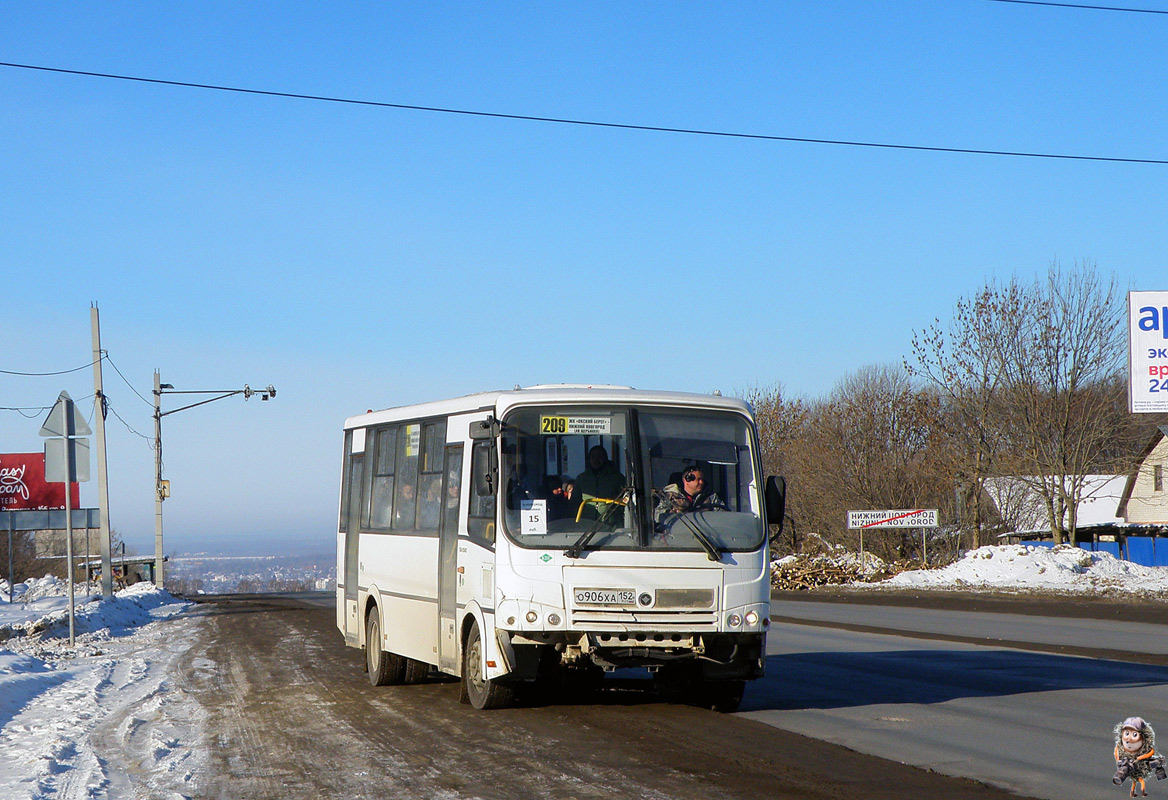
[{"x1": 164, "y1": 552, "x2": 335, "y2": 595}]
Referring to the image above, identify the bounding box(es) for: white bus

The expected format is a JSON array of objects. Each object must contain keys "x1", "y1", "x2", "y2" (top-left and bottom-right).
[{"x1": 336, "y1": 385, "x2": 785, "y2": 711}]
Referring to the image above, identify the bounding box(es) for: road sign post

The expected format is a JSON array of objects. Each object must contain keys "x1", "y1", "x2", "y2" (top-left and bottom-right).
[{"x1": 40, "y1": 391, "x2": 92, "y2": 646}]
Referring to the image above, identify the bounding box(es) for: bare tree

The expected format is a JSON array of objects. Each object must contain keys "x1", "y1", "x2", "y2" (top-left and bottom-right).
[
  {"x1": 909, "y1": 286, "x2": 1008, "y2": 548},
  {"x1": 915, "y1": 262, "x2": 1128, "y2": 544},
  {"x1": 1, "y1": 529, "x2": 39, "y2": 589},
  {"x1": 799, "y1": 365, "x2": 949, "y2": 561},
  {"x1": 743, "y1": 383, "x2": 810, "y2": 553},
  {"x1": 992, "y1": 264, "x2": 1127, "y2": 542}
]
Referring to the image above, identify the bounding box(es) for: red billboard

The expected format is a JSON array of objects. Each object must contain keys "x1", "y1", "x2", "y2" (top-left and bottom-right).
[{"x1": 0, "y1": 452, "x2": 80, "y2": 511}]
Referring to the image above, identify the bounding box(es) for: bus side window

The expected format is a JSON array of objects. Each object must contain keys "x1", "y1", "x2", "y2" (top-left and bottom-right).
[
  {"x1": 369, "y1": 426, "x2": 397, "y2": 529},
  {"x1": 392, "y1": 424, "x2": 420, "y2": 530},
  {"x1": 468, "y1": 441, "x2": 496, "y2": 547}
]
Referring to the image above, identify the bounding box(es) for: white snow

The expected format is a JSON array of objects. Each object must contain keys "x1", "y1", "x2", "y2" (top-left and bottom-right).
[
  {"x1": 0, "y1": 576, "x2": 206, "y2": 800},
  {"x1": 876, "y1": 543, "x2": 1168, "y2": 597}
]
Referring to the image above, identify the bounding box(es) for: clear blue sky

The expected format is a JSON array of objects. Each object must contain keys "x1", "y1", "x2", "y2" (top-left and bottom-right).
[{"x1": 2, "y1": 2, "x2": 1166, "y2": 556}]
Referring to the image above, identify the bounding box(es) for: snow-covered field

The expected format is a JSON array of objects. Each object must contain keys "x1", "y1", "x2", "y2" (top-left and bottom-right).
[
  {"x1": 3, "y1": 545, "x2": 1168, "y2": 798},
  {"x1": 0, "y1": 577, "x2": 205, "y2": 800}
]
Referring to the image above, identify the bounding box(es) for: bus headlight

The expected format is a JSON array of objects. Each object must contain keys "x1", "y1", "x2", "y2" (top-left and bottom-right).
[
  {"x1": 525, "y1": 611, "x2": 538, "y2": 624},
  {"x1": 727, "y1": 613, "x2": 743, "y2": 627},
  {"x1": 745, "y1": 611, "x2": 759, "y2": 626},
  {"x1": 547, "y1": 613, "x2": 561, "y2": 626}
]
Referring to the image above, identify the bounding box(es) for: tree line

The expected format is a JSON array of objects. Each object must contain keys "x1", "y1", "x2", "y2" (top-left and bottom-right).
[{"x1": 750, "y1": 262, "x2": 1168, "y2": 563}]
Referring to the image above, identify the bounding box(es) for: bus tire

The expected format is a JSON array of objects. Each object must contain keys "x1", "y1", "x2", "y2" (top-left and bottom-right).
[
  {"x1": 366, "y1": 610, "x2": 406, "y2": 686},
  {"x1": 462, "y1": 621, "x2": 514, "y2": 710},
  {"x1": 403, "y1": 657, "x2": 430, "y2": 684}
]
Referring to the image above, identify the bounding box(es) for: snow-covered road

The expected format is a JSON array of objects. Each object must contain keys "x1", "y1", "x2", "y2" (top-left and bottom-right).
[{"x1": 3, "y1": 544, "x2": 1168, "y2": 798}]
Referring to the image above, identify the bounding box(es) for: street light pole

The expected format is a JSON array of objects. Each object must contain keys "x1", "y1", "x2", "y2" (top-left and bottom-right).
[{"x1": 152, "y1": 373, "x2": 275, "y2": 590}]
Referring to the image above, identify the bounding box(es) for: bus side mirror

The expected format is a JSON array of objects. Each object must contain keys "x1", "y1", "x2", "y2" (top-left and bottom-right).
[
  {"x1": 765, "y1": 476, "x2": 786, "y2": 532},
  {"x1": 472, "y1": 444, "x2": 496, "y2": 497},
  {"x1": 469, "y1": 416, "x2": 500, "y2": 440}
]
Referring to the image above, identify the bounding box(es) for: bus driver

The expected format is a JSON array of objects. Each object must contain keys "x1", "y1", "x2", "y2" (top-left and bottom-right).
[{"x1": 654, "y1": 467, "x2": 726, "y2": 524}]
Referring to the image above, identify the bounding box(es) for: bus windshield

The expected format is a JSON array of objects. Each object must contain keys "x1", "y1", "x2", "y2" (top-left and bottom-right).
[{"x1": 500, "y1": 406, "x2": 764, "y2": 554}]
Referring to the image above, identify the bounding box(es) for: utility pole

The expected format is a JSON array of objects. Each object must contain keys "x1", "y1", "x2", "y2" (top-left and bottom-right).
[
  {"x1": 90, "y1": 305, "x2": 113, "y2": 598},
  {"x1": 153, "y1": 371, "x2": 167, "y2": 589},
  {"x1": 152, "y1": 374, "x2": 275, "y2": 590}
]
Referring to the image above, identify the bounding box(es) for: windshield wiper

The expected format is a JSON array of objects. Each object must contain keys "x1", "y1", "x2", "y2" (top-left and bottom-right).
[
  {"x1": 565, "y1": 486, "x2": 632, "y2": 558},
  {"x1": 671, "y1": 513, "x2": 722, "y2": 562}
]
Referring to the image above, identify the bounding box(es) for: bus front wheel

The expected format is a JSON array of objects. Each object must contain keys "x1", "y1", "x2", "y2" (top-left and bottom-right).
[
  {"x1": 461, "y1": 621, "x2": 514, "y2": 710},
  {"x1": 366, "y1": 611, "x2": 407, "y2": 686}
]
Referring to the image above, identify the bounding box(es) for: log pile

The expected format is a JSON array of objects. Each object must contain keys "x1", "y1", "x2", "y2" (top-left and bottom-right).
[{"x1": 770, "y1": 554, "x2": 903, "y2": 590}]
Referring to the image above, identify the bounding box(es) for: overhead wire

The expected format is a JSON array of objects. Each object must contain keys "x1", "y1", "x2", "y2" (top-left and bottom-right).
[
  {"x1": 986, "y1": 0, "x2": 1168, "y2": 14},
  {"x1": 0, "y1": 358, "x2": 102, "y2": 376},
  {"x1": 103, "y1": 399, "x2": 153, "y2": 443},
  {"x1": 0, "y1": 405, "x2": 55, "y2": 418},
  {"x1": 0, "y1": 61, "x2": 1165, "y2": 165},
  {"x1": 2, "y1": 352, "x2": 152, "y2": 439},
  {"x1": 102, "y1": 353, "x2": 154, "y2": 407}
]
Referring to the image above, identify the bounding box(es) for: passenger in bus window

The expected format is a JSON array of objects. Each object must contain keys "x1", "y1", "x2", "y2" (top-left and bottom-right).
[
  {"x1": 395, "y1": 481, "x2": 417, "y2": 527},
  {"x1": 507, "y1": 463, "x2": 540, "y2": 510},
  {"x1": 576, "y1": 446, "x2": 625, "y2": 510},
  {"x1": 654, "y1": 467, "x2": 726, "y2": 524},
  {"x1": 419, "y1": 476, "x2": 442, "y2": 528},
  {"x1": 446, "y1": 472, "x2": 461, "y2": 512}
]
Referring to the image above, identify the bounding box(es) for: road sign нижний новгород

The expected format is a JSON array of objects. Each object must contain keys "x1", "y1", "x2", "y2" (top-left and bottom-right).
[{"x1": 847, "y1": 509, "x2": 939, "y2": 529}]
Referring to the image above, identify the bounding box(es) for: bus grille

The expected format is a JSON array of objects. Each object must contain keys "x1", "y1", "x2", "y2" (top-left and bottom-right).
[{"x1": 569, "y1": 609, "x2": 717, "y2": 629}]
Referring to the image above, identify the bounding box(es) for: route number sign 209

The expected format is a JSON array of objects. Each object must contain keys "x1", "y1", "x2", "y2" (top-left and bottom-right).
[{"x1": 540, "y1": 416, "x2": 612, "y2": 435}]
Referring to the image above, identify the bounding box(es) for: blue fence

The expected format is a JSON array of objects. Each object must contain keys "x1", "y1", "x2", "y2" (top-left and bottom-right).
[{"x1": 1027, "y1": 536, "x2": 1166, "y2": 566}]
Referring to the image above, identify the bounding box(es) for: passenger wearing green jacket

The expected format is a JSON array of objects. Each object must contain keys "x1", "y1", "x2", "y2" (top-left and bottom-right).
[{"x1": 575, "y1": 445, "x2": 625, "y2": 519}]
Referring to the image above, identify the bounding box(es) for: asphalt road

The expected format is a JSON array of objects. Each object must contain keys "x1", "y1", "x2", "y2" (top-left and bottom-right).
[
  {"x1": 175, "y1": 592, "x2": 1032, "y2": 800},
  {"x1": 745, "y1": 590, "x2": 1168, "y2": 800}
]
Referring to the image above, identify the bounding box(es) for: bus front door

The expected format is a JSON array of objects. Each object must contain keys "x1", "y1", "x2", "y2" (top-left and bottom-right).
[{"x1": 437, "y1": 446, "x2": 462, "y2": 673}]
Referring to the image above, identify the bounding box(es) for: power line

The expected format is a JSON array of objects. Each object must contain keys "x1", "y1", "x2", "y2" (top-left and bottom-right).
[
  {"x1": 1, "y1": 60, "x2": 1165, "y2": 166},
  {"x1": 103, "y1": 353, "x2": 153, "y2": 407},
  {"x1": 987, "y1": 0, "x2": 1168, "y2": 14},
  {"x1": 0, "y1": 405, "x2": 54, "y2": 418},
  {"x1": 104, "y1": 399, "x2": 152, "y2": 442},
  {"x1": 0, "y1": 357, "x2": 102, "y2": 376}
]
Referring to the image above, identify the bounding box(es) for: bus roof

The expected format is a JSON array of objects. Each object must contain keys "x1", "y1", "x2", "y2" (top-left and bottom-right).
[{"x1": 343, "y1": 385, "x2": 752, "y2": 430}]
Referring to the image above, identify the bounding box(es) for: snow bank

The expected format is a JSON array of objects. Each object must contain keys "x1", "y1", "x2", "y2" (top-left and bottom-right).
[
  {"x1": 0, "y1": 577, "x2": 189, "y2": 649},
  {"x1": 0, "y1": 580, "x2": 203, "y2": 799},
  {"x1": 879, "y1": 544, "x2": 1168, "y2": 597}
]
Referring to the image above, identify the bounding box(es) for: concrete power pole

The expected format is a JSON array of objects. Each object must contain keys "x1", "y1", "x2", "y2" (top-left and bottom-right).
[
  {"x1": 153, "y1": 370, "x2": 166, "y2": 590},
  {"x1": 90, "y1": 305, "x2": 114, "y2": 598}
]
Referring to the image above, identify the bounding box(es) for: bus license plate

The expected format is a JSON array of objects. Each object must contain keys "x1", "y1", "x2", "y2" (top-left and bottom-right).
[{"x1": 574, "y1": 588, "x2": 635, "y2": 605}]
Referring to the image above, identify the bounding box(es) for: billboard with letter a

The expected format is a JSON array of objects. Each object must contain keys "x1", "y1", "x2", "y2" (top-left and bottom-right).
[
  {"x1": 0, "y1": 452, "x2": 80, "y2": 511},
  {"x1": 1130, "y1": 291, "x2": 1168, "y2": 414}
]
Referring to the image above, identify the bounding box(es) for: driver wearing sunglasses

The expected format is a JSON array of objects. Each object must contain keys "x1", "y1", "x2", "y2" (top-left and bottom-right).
[{"x1": 653, "y1": 466, "x2": 727, "y2": 524}]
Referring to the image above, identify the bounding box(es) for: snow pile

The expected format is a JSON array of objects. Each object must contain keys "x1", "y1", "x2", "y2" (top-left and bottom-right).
[
  {"x1": 0, "y1": 580, "x2": 205, "y2": 799},
  {"x1": 0, "y1": 576, "x2": 189, "y2": 648},
  {"x1": 880, "y1": 544, "x2": 1168, "y2": 597}
]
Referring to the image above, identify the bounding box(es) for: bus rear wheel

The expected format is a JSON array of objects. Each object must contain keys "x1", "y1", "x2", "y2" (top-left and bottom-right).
[
  {"x1": 366, "y1": 611, "x2": 407, "y2": 686},
  {"x1": 461, "y1": 621, "x2": 514, "y2": 710}
]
